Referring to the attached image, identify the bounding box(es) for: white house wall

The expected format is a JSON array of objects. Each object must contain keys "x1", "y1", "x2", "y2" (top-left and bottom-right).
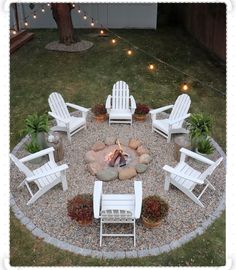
[{"x1": 10, "y1": 3, "x2": 157, "y2": 29}]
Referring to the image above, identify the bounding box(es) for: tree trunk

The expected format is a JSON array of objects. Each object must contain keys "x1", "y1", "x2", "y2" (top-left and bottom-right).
[{"x1": 51, "y1": 3, "x2": 79, "y2": 45}]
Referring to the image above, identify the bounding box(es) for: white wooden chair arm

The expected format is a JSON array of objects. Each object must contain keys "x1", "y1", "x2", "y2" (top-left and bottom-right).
[
  {"x1": 20, "y1": 147, "x2": 55, "y2": 163},
  {"x1": 149, "y1": 105, "x2": 174, "y2": 115},
  {"x1": 134, "y1": 181, "x2": 142, "y2": 219},
  {"x1": 180, "y1": 148, "x2": 215, "y2": 165},
  {"x1": 48, "y1": 112, "x2": 70, "y2": 124},
  {"x1": 66, "y1": 102, "x2": 90, "y2": 112},
  {"x1": 163, "y1": 165, "x2": 204, "y2": 184},
  {"x1": 169, "y1": 113, "x2": 191, "y2": 125},
  {"x1": 130, "y1": 95, "x2": 137, "y2": 109},
  {"x1": 26, "y1": 164, "x2": 68, "y2": 182},
  {"x1": 105, "y1": 95, "x2": 112, "y2": 113},
  {"x1": 93, "y1": 181, "x2": 103, "y2": 219}
]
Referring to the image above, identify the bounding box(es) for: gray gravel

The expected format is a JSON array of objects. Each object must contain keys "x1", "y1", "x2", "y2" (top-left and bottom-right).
[{"x1": 10, "y1": 112, "x2": 225, "y2": 252}]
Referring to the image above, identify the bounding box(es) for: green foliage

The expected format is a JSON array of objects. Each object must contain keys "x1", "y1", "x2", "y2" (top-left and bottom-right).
[
  {"x1": 23, "y1": 113, "x2": 49, "y2": 137},
  {"x1": 197, "y1": 137, "x2": 214, "y2": 155},
  {"x1": 187, "y1": 113, "x2": 213, "y2": 146},
  {"x1": 25, "y1": 138, "x2": 41, "y2": 153}
]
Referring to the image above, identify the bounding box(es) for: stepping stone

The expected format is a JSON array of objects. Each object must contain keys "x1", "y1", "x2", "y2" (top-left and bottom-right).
[
  {"x1": 119, "y1": 167, "x2": 137, "y2": 180},
  {"x1": 139, "y1": 154, "x2": 152, "y2": 164},
  {"x1": 96, "y1": 168, "x2": 118, "y2": 181},
  {"x1": 135, "y1": 163, "x2": 148, "y2": 174},
  {"x1": 92, "y1": 141, "x2": 106, "y2": 152},
  {"x1": 128, "y1": 138, "x2": 141, "y2": 150}
]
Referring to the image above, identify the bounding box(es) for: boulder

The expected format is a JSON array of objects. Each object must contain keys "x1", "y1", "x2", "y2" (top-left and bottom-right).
[
  {"x1": 135, "y1": 163, "x2": 148, "y2": 174},
  {"x1": 92, "y1": 141, "x2": 106, "y2": 152},
  {"x1": 116, "y1": 137, "x2": 129, "y2": 147},
  {"x1": 136, "y1": 145, "x2": 149, "y2": 156},
  {"x1": 104, "y1": 137, "x2": 116, "y2": 146},
  {"x1": 87, "y1": 162, "x2": 102, "y2": 176},
  {"x1": 96, "y1": 168, "x2": 118, "y2": 181},
  {"x1": 128, "y1": 138, "x2": 141, "y2": 150},
  {"x1": 85, "y1": 150, "x2": 96, "y2": 163},
  {"x1": 139, "y1": 154, "x2": 152, "y2": 164},
  {"x1": 119, "y1": 167, "x2": 137, "y2": 180}
]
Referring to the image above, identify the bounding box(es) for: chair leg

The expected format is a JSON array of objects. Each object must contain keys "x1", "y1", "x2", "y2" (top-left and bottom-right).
[
  {"x1": 61, "y1": 172, "x2": 68, "y2": 191},
  {"x1": 164, "y1": 176, "x2": 171, "y2": 191},
  {"x1": 100, "y1": 221, "x2": 103, "y2": 247},
  {"x1": 67, "y1": 131, "x2": 72, "y2": 142},
  {"x1": 133, "y1": 221, "x2": 136, "y2": 247},
  {"x1": 167, "y1": 133, "x2": 171, "y2": 143},
  {"x1": 26, "y1": 189, "x2": 44, "y2": 205}
]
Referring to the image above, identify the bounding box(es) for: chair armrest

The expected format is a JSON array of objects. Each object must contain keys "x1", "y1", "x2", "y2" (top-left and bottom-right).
[
  {"x1": 163, "y1": 165, "x2": 204, "y2": 184},
  {"x1": 134, "y1": 181, "x2": 142, "y2": 219},
  {"x1": 169, "y1": 113, "x2": 191, "y2": 125},
  {"x1": 66, "y1": 103, "x2": 90, "y2": 112},
  {"x1": 48, "y1": 112, "x2": 70, "y2": 124},
  {"x1": 180, "y1": 148, "x2": 215, "y2": 165},
  {"x1": 93, "y1": 181, "x2": 103, "y2": 218},
  {"x1": 20, "y1": 147, "x2": 55, "y2": 163},
  {"x1": 149, "y1": 105, "x2": 173, "y2": 115},
  {"x1": 130, "y1": 95, "x2": 136, "y2": 114},
  {"x1": 105, "y1": 95, "x2": 112, "y2": 113},
  {"x1": 26, "y1": 164, "x2": 68, "y2": 182}
]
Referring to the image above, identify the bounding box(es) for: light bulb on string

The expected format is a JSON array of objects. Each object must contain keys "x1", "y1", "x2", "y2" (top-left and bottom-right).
[
  {"x1": 91, "y1": 19, "x2": 95, "y2": 27},
  {"x1": 100, "y1": 29, "x2": 104, "y2": 35},
  {"x1": 41, "y1": 6, "x2": 45, "y2": 12},
  {"x1": 33, "y1": 12, "x2": 37, "y2": 19},
  {"x1": 47, "y1": 3, "x2": 51, "y2": 7},
  {"x1": 77, "y1": 7, "x2": 81, "y2": 13},
  {"x1": 12, "y1": 29, "x2": 17, "y2": 35},
  {"x1": 181, "y1": 82, "x2": 189, "y2": 92},
  {"x1": 127, "y1": 49, "x2": 132, "y2": 56},
  {"x1": 83, "y1": 13, "x2": 87, "y2": 20},
  {"x1": 24, "y1": 19, "x2": 28, "y2": 27},
  {"x1": 72, "y1": 3, "x2": 75, "y2": 8},
  {"x1": 148, "y1": 64, "x2": 155, "y2": 70},
  {"x1": 111, "y1": 38, "x2": 116, "y2": 44}
]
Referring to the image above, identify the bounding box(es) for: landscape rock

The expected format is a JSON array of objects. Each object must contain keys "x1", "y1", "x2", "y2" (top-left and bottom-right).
[
  {"x1": 104, "y1": 137, "x2": 116, "y2": 146},
  {"x1": 128, "y1": 138, "x2": 141, "y2": 150},
  {"x1": 96, "y1": 168, "x2": 118, "y2": 181},
  {"x1": 119, "y1": 167, "x2": 137, "y2": 180},
  {"x1": 92, "y1": 141, "x2": 106, "y2": 152},
  {"x1": 135, "y1": 163, "x2": 148, "y2": 174},
  {"x1": 139, "y1": 154, "x2": 152, "y2": 164},
  {"x1": 137, "y1": 145, "x2": 149, "y2": 156},
  {"x1": 87, "y1": 162, "x2": 102, "y2": 176},
  {"x1": 85, "y1": 150, "x2": 96, "y2": 163}
]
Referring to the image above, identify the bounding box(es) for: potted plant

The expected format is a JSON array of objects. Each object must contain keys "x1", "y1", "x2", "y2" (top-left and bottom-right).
[
  {"x1": 195, "y1": 136, "x2": 214, "y2": 157},
  {"x1": 25, "y1": 138, "x2": 43, "y2": 164},
  {"x1": 141, "y1": 195, "x2": 169, "y2": 228},
  {"x1": 23, "y1": 113, "x2": 49, "y2": 149},
  {"x1": 67, "y1": 194, "x2": 93, "y2": 226},
  {"x1": 134, "y1": 103, "x2": 150, "y2": 121},
  {"x1": 92, "y1": 104, "x2": 107, "y2": 122},
  {"x1": 187, "y1": 113, "x2": 213, "y2": 148}
]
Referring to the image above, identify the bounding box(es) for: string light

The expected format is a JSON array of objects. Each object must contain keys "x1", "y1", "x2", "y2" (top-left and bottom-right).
[
  {"x1": 41, "y1": 6, "x2": 45, "y2": 12},
  {"x1": 181, "y1": 82, "x2": 189, "y2": 91},
  {"x1": 83, "y1": 13, "x2": 87, "y2": 20},
  {"x1": 72, "y1": 3, "x2": 75, "y2": 8},
  {"x1": 77, "y1": 7, "x2": 81, "y2": 13},
  {"x1": 24, "y1": 19, "x2": 28, "y2": 27},
  {"x1": 127, "y1": 49, "x2": 132, "y2": 56},
  {"x1": 12, "y1": 29, "x2": 17, "y2": 35},
  {"x1": 33, "y1": 12, "x2": 37, "y2": 19},
  {"x1": 100, "y1": 29, "x2": 104, "y2": 35},
  {"x1": 111, "y1": 38, "x2": 116, "y2": 44},
  {"x1": 148, "y1": 64, "x2": 155, "y2": 70},
  {"x1": 47, "y1": 3, "x2": 51, "y2": 7},
  {"x1": 91, "y1": 19, "x2": 95, "y2": 27}
]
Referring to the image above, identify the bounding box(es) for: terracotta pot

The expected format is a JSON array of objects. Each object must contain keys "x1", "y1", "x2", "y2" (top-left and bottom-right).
[
  {"x1": 141, "y1": 216, "x2": 162, "y2": 228},
  {"x1": 95, "y1": 114, "x2": 107, "y2": 122},
  {"x1": 134, "y1": 114, "x2": 147, "y2": 122},
  {"x1": 77, "y1": 219, "x2": 93, "y2": 226}
]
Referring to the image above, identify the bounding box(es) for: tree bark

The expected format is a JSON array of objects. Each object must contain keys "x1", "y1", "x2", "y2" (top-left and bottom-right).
[{"x1": 51, "y1": 3, "x2": 79, "y2": 45}]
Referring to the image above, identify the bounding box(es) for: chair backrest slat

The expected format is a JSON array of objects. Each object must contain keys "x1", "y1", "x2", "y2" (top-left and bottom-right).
[
  {"x1": 112, "y1": 81, "x2": 129, "y2": 110},
  {"x1": 48, "y1": 92, "x2": 70, "y2": 120},
  {"x1": 169, "y1": 94, "x2": 191, "y2": 125},
  {"x1": 10, "y1": 154, "x2": 33, "y2": 177}
]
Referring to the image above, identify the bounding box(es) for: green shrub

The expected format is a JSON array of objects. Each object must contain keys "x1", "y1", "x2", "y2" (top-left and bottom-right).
[{"x1": 197, "y1": 137, "x2": 214, "y2": 155}]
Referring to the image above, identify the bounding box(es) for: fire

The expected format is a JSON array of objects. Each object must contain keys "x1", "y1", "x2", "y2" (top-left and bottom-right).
[{"x1": 104, "y1": 149, "x2": 116, "y2": 162}]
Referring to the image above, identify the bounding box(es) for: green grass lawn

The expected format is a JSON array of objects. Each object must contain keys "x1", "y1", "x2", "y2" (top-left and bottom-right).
[{"x1": 10, "y1": 27, "x2": 226, "y2": 266}]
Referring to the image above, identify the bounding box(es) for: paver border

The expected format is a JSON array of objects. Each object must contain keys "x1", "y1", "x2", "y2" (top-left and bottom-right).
[{"x1": 10, "y1": 119, "x2": 226, "y2": 259}]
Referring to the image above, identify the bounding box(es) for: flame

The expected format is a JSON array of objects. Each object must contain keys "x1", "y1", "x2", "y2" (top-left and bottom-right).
[{"x1": 117, "y1": 140, "x2": 123, "y2": 152}]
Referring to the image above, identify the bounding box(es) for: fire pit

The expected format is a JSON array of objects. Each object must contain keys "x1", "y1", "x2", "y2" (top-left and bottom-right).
[{"x1": 85, "y1": 138, "x2": 152, "y2": 181}]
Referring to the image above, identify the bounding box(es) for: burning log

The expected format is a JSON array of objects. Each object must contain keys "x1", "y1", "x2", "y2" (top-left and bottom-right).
[
  {"x1": 108, "y1": 140, "x2": 128, "y2": 167},
  {"x1": 108, "y1": 149, "x2": 121, "y2": 167}
]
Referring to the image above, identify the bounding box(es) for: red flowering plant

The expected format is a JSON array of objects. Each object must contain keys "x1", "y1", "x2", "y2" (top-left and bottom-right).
[
  {"x1": 91, "y1": 104, "x2": 107, "y2": 116},
  {"x1": 135, "y1": 103, "x2": 150, "y2": 115},
  {"x1": 67, "y1": 194, "x2": 93, "y2": 226},
  {"x1": 142, "y1": 195, "x2": 169, "y2": 223}
]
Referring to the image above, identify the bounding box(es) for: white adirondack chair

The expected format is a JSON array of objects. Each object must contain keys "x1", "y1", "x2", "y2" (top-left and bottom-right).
[
  {"x1": 93, "y1": 180, "x2": 142, "y2": 246},
  {"x1": 48, "y1": 92, "x2": 89, "y2": 141},
  {"x1": 163, "y1": 147, "x2": 223, "y2": 207},
  {"x1": 10, "y1": 147, "x2": 68, "y2": 205},
  {"x1": 105, "y1": 81, "x2": 136, "y2": 125},
  {"x1": 150, "y1": 94, "x2": 191, "y2": 142}
]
